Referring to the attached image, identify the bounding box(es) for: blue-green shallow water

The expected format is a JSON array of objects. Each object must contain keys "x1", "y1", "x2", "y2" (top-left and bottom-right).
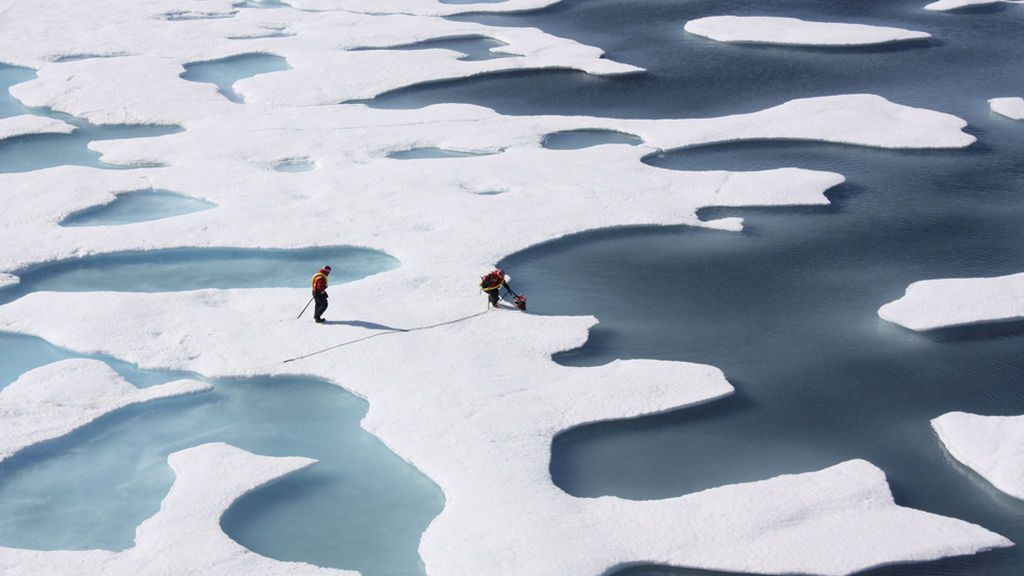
[
  {"x1": 0, "y1": 246, "x2": 399, "y2": 305},
  {"x1": 0, "y1": 64, "x2": 182, "y2": 173},
  {"x1": 0, "y1": 370, "x2": 443, "y2": 576},
  {"x1": 60, "y1": 189, "x2": 217, "y2": 227}
]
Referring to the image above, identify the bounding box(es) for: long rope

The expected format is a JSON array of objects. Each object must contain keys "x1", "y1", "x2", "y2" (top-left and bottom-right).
[{"x1": 281, "y1": 310, "x2": 490, "y2": 364}]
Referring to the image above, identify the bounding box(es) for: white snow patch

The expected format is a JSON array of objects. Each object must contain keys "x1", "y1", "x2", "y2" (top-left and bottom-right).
[
  {"x1": 925, "y1": 0, "x2": 1024, "y2": 11},
  {"x1": 879, "y1": 272, "x2": 1024, "y2": 330},
  {"x1": 684, "y1": 16, "x2": 931, "y2": 46},
  {"x1": 990, "y1": 97, "x2": 1024, "y2": 120},
  {"x1": 0, "y1": 274, "x2": 18, "y2": 289},
  {"x1": 0, "y1": 442, "x2": 355, "y2": 576},
  {"x1": 0, "y1": 359, "x2": 210, "y2": 462},
  {"x1": 0, "y1": 115, "x2": 75, "y2": 142},
  {"x1": 933, "y1": 412, "x2": 1024, "y2": 500}
]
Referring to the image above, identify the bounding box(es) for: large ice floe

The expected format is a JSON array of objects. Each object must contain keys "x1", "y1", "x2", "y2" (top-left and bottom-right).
[
  {"x1": 878, "y1": 272, "x2": 1024, "y2": 330},
  {"x1": 0, "y1": 0, "x2": 1013, "y2": 574},
  {"x1": 933, "y1": 412, "x2": 1024, "y2": 500},
  {"x1": 684, "y1": 16, "x2": 931, "y2": 47},
  {"x1": 990, "y1": 97, "x2": 1024, "y2": 120}
]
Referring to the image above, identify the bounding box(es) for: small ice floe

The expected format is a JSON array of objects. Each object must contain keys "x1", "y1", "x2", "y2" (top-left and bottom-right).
[
  {"x1": 0, "y1": 443, "x2": 355, "y2": 576},
  {"x1": 990, "y1": 97, "x2": 1024, "y2": 120},
  {"x1": 933, "y1": 412, "x2": 1024, "y2": 500},
  {"x1": 0, "y1": 359, "x2": 210, "y2": 463},
  {"x1": 684, "y1": 16, "x2": 932, "y2": 46},
  {"x1": 878, "y1": 272, "x2": 1024, "y2": 330},
  {"x1": 925, "y1": 0, "x2": 1024, "y2": 11},
  {"x1": 0, "y1": 115, "x2": 75, "y2": 143}
]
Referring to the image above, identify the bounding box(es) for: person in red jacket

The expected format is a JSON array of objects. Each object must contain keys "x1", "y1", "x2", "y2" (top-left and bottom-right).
[
  {"x1": 311, "y1": 265, "x2": 331, "y2": 323},
  {"x1": 480, "y1": 268, "x2": 526, "y2": 310}
]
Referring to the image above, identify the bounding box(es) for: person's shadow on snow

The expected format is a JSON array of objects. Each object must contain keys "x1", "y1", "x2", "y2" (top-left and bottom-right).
[{"x1": 321, "y1": 319, "x2": 408, "y2": 331}]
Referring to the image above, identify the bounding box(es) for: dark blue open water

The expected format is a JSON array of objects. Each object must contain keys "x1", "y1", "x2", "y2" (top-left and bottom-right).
[{"x1": 441, "y1": 0, "x2": 1023, "y2": 574}]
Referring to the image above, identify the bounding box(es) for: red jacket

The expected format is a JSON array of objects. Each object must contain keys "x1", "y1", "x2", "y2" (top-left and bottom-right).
[{"x1": 311, "y1": 270, "x2": 329, "y2": 293}]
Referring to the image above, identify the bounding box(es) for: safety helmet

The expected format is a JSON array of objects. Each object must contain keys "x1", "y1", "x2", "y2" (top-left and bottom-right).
[{"x1": 323, "y1": 265, "x2": 332, "y2": 274}]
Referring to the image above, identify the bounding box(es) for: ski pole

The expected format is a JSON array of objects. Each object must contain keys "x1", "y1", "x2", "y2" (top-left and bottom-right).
[{"x1": 296, "y1": 296, "x2": 314, "y2": 319}]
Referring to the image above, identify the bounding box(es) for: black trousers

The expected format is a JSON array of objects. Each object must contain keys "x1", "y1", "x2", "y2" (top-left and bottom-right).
[
  {"x1": 487, "y1": 288, "x2": 501, "y2": 307},
  {"x1": 313, "y1": 291, "x2": 329, "y2": 320}
]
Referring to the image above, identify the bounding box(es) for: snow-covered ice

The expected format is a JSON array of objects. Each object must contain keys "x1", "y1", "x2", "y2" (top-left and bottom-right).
[
  {"x1": 990, "y1": 97, "x2": 1024, "y2": 120},
  {"x1": 0, "y1": 442, "x2": 355, "y2": 576},
  {"x1": 0, "y1": 359, "x2": 210, "y2": 463},
  {"x1": 0, "y1": 274, "x2": 18, "y2": 290},
  {"x1": 878, "y1": 272, "x2": 1024, "y2": 330},
  {"x1": 0, "y1": 0, "x2": 1011, "y2": 573},
  {"x1": 925, "y1": 0, "x2": 1024, "y2": 11},
  {"x1": 933, "y1": 412, "x2": 1024, "y2": 500},
  {"x1": 0, "y1": 115, "x2": 75, "y2": 143},
  {"x1": 684, "y1": 16, "x2": 931, "y2": 46}
]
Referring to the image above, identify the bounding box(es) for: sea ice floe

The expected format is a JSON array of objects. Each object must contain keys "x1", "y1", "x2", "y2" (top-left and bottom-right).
[
  {"x1": 933, "y1": 412, "x2": 1024, "y2": 500},
  {"x1": 0, "y1": 292, "x2": 1011, "y2": 574},
  {"x1": 0, "y1": 115, "x2": 75, "y2": 143},
  {"x1": 684, "y1": 16, "x2": 931, "y2": 46},
  {"x1": 0, "y1": 359, "x2": 210, "y2": 463},
  {"x1": 0, "y1": 442, "x2": 354, "y2": 576},
  {"x1": 925, "y1": 0, "x2": 1024, "y2": 11},
  {"x1": 878, "y1": 272, "x2": 1024, "y2": 330},
  {"x1": 0, "y1": 0, "x2": 1010, "y2": 573},
  {"x1": 990, "y1": 97, "x2": 1024, "y2": 120}
]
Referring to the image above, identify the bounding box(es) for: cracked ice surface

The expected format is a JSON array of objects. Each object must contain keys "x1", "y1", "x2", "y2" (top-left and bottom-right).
[
  {"x1": 991, "y1": 97, "x2": 1024, "y2": 120},
  {"x1": 684, "y1": 16, "x2": 931, "y2": 46},
  {"x1": 878, "y1": 272, "x2": 1024, "y2": 330},
  {"x1": 0, "y1": 0, "x2": 1012, "y2": 573},
  {"x1": 0, "y1": 359, "x2": 210, "y2": 463},
  {"x1": 0, "y1": 115, "x2": 75, "y2": 143},
  {"x1": 0, "y1": 443, "x2": 354, "y2": 576},
  {"x1": 932, "y1": 412, "x2": 1024, "y2": 500}
]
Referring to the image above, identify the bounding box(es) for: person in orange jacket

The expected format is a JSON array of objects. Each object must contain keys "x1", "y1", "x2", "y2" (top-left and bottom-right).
[{"x1": 311, "y1": 265, "x2": 331, "y2": 323}]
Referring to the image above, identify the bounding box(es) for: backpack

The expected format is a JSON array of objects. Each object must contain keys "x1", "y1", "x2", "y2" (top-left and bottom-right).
[{"x1": 480, "y1": 270, "x2": 503, "y2": 289}]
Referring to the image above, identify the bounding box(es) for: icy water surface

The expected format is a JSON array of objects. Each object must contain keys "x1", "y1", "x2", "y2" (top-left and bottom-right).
[
  {"x1": 388, "y1": 147, "x2": 499, "y2": 159},
  {"x1": 0, "y1": 369, "x2": 443, "y2": 576},
  {"x1": 1, "y1": 64, "x2": 181, "y2": 172},
  {"x1": 542, "y1": 129, "x2": 643, "y2": 149},
  {"x1": 180, "y1": 53, "x2": 290, "y2": 103},
  {"x1": 0, "y1": 246, "x2": 399, "y2": 304},
  {"x1": 60, "y1": 189, "x2": 217, "y2": 227}
]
